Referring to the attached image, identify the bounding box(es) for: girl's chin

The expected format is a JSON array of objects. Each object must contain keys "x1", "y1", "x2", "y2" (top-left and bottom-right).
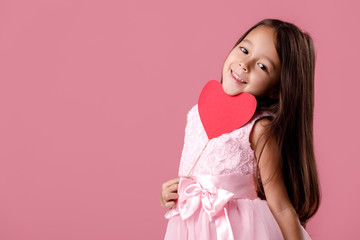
[{"x1": 222, "y1": 85, "x2": 243, "y2": 96}]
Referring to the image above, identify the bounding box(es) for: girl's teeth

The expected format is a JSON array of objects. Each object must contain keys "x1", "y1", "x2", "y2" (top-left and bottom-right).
[{"x1": 233, "y1": 71, "x2": 244, "y2": 82}]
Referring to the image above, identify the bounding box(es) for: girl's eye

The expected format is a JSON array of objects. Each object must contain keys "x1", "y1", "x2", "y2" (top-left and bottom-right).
[
  {"x1": 258, "y1": 63, "x2": 267, "y2": 72},
  {"x1": 240, "y1": 47, "x2": 248, "y2": 54}
]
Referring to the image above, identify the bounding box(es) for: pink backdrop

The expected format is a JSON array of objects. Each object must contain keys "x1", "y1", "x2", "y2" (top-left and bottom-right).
[{"x1": 0, "y1": 0, "x2": 358, "y2": 239}]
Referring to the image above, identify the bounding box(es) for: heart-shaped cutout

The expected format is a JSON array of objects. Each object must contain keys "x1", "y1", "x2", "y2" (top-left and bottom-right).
[{"x1": 198, "y1": 80, "x2": 257, "y2": 139}]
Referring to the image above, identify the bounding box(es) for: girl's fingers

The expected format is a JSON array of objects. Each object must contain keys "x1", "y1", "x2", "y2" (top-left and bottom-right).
[
  {"x1": 164, "y1": 192, "x2": 178, "y2": 202},
  {"x1": 168, "y1": 183, "x2": 179, "y2": 193},
  {"x1": 160, "y1": 192, "x2": 178, "y2": 209},
  {"x1": 160, "y1": 177, "x2": 180, "y2": 208},
  {"x1": 162, "y1": 178, "x2": 180, "y2": 189},
  {"x1": 165, "y1": 201, "x2": 176, "y2": 209}
]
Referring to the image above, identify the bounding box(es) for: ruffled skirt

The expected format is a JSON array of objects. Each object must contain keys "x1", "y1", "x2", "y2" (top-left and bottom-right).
[{"x1": 164, "y1": 174, "x2": 311, "y2": 240}]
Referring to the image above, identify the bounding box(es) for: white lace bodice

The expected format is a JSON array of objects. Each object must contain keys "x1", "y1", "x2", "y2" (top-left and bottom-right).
[{"x1": 178, "y1": 104, "x2": 270, "y2": 177}]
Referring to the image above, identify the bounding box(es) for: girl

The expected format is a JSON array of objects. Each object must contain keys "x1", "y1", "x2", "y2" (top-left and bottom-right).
[{"x1": 160, "y1": 19, "x2": 320, "y2": 240}]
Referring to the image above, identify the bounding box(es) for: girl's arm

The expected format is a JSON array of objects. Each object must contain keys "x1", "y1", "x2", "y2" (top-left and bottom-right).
[{"x1": 250, "y1": 118, "x2": 303, "y2": 240}]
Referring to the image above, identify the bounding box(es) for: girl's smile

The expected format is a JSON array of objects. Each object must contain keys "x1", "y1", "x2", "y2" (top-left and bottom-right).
[
  {"x1": 231, "y1": 69, "x2": 247, "y2": 84},
  {"x1": 222, "y1": 26, "x2": 281, "y2": 98}
]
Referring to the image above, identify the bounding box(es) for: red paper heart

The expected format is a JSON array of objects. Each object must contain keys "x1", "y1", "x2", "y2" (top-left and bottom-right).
[{"x1": 198, "y1": 80, "x2": 257, "y2": 139}]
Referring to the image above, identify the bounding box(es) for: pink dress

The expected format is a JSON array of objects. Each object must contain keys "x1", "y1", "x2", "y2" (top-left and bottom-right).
[{"x1": 164, "y1": 104, "x2": 312, "y2": 240}]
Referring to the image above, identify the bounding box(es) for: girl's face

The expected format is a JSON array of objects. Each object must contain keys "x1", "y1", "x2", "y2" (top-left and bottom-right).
[{"x1": 222, "y1": 26, "x2": 281, "y2": 97}]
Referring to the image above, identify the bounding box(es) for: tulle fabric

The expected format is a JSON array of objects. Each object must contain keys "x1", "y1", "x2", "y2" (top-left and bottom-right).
[
  {"x1": 165, "y1": 198, "x2": 279, "y2": 240},
  {"x1": 164, "y1": 174, "x2": 312, "y2": 240}
]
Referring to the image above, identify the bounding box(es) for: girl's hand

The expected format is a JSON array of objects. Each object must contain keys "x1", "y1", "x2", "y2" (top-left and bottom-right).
[{"x1": 160, "y1": 177, "x2": 180, "y2": 209}]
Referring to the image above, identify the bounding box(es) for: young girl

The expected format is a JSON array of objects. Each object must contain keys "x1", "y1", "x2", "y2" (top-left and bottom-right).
[{"x1": 160, "y1": 19, "x2": 320, "y2": 240}]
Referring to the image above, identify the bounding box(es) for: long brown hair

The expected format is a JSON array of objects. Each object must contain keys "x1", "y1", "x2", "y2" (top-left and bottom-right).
[{"x1": 222, "y1": 19, "x2": 321, "y2": 226}]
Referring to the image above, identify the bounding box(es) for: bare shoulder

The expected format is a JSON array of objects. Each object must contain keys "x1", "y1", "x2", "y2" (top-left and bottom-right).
[{"x1": 249, "y1": 117, "x2": 272, "y2": 151}]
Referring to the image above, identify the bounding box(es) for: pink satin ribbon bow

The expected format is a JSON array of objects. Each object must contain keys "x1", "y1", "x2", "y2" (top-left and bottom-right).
[{"x1": 165, "y1": 177, "x2": 235, "y2": 240}]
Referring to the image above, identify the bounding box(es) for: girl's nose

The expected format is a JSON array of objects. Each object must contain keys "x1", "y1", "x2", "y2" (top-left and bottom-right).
[{"x1": 239, "y1": 63, "x2": 248, "y2": 72}]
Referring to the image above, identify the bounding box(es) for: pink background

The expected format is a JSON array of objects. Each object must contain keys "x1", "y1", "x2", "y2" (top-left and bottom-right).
[{"x1": 0, "y1": 0, "x2": 358, "y2": 239}]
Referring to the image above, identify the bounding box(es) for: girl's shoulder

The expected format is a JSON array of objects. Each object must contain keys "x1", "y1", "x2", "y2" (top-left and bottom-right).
[
  {"x1": 249, "y1": 111, "x2": 275, "y2": 155},
  {"x1": 189, "y1": 104, "x2": 198, "y2": 113},
  {"x1": 185, "y1": 104, "x2": 199, "y2": 120},
  {"x1": 247, "y1": 110, "x2": 274, "y2": 133}
]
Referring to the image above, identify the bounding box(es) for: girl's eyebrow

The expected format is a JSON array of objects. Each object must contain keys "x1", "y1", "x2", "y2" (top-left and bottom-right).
[
  {"x1": 242, "y1": 39, "x2": 253, "y2": 46},
  {"x1": 242, "y1": 39, "x2": 277, "y2": 70}
]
